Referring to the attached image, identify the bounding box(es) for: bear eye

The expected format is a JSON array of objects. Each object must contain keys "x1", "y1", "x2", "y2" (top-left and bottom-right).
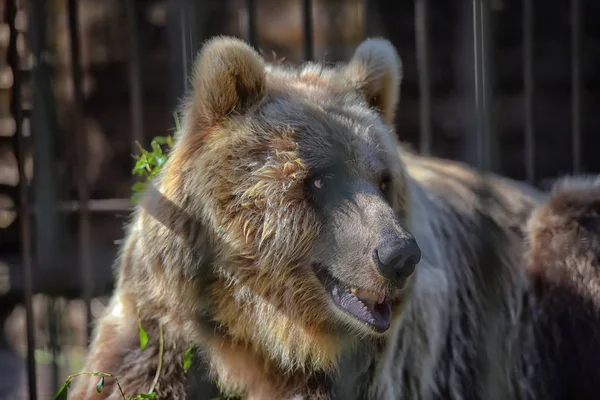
[
  {"x1": 308, "y1": 173, "x2": 334, "y2": 195},
  {"x1": 380, "y1": 180, "x2": 388, "y2": 192},
  {"x1": 306, "y1": 168, "x2": 339, "y2": 208},
  {"x1": 379, "y1": 173, "x2": 391, "y2": 194}
]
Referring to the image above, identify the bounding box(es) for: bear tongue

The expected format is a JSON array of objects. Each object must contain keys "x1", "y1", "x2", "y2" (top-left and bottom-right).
[
  {"x1": 350, "y1": 288, "x2": 385, "y2": 310},
  {"x1": 330, "y1": 284, "x2": 391, "y2": 331}
]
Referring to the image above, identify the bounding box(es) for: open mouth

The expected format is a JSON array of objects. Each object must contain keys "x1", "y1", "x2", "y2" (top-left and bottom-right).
[{"x1": 314, "y1": 266, "x2": 392, "y2": 333}]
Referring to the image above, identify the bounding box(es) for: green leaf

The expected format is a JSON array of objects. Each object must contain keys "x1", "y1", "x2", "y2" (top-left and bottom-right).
[
  {"x1": 149, "y1": 168, "x2": 161, "y2": 178},
  {"x1": 173, "y1": 111, "x2": 181, "y2": 132},
  {"x1": 155, "y1": 153, "x2": 168, "y2": 168},
  {"x1": 183, "y1": 345, "x2": 194, "y2": 371},
  {"x1": 142, "y1": 153, "x2": 153, "y2": 169},
  {"x1": 131, "y1": 181, "x2": 147, "y2": 194},
  {"x1": 150, "y1": 140, "x2": 163, "y2": 156},
  {"x1": 144, "y1": 152, "x2": 158, "y2": 169},
  {"x1": 130, "y1": 191, "x2": 142, "y2": 205},
  {"x1": 52, "y1": 380, "x2": 71, "y2": 400},
  {"x1": 93, "y1": 371, "x2": 100, "y2": 376},
  {"x1": 136, "y1": 392, "x2": 156, "y2": 399},
  {"x1": 132, "y1": 161, "x2": 145, "y2": 176},
  {"x1": 132, "y1": 155, "x2": 151, "y2": 176},
  {"x1": 130, "y1": 134, "x2": 173, "y2": 201},
  {"x1": 139, "y1": 323, "x2": 149, "y2": 351},
  {"x1": 152, "y1": 136, "x2": 169, "y2": 145},
  {"x1": 96, "y1": 376, "x2": 105, "y2": 393},
  {"x1": 139, "y1": 146, "x2": 151, "y2": 158}
]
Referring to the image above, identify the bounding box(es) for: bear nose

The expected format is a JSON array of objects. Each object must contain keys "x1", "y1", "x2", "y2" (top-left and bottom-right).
[{"x1": 373, "y1": 234, "x2": 421, "y2": 284}]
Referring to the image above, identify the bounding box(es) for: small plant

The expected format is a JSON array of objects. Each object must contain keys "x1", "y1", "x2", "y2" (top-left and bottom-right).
[
  {"x1": 130, "y1": 111, "x2": 179, "y2": 203},
  {"x1": 52, "y1": 308, "x2": 160, "y2": 400},
  {"x1": 183, "y1": 345, "x2": 194, "y2": 371},
  {"x1": 130, "y1": 134, "x2": 173, "y2": 204},
  {"x1": 137, "y1": 307, "x2": 150, "y2": 351},
  {"x1": 52, "y1": 371, "x2": 156, "y2": 400}
]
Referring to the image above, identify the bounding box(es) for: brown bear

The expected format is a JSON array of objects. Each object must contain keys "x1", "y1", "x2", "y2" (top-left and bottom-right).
[
  {"x1": 69, "y1": 36, "x2": 546, "y2": 399},
  {"x1": 524, "y1": 176, "x2": 600, "y2": 400}
]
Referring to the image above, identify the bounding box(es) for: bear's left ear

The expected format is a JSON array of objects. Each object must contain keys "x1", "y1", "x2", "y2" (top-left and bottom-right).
[
  {"x1": 343, "y1": 38, "x2": 403, "y2": 125},
  {"x1": 188, "y1": 36, "x2": 266, "y2": 126}
]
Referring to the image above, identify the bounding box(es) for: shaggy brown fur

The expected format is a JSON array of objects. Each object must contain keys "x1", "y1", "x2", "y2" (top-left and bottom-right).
[
  {"x1": 70, "y1": 36, "x2": 549, "y2": 400},
  {"x1": 525, "y1": 176, "x2": 600, "y2": 400},
  {"x1": 70, "y1": 35, "x2": 414, "y2": 400}
]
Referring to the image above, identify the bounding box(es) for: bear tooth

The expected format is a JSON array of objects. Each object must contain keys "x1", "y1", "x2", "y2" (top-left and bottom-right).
[
  {"x1": 377, "y1": 292, "x2": 385, "y2": 304},
  {"x1": 353, "y1": 288, "x2": 379, "y2": 304}
]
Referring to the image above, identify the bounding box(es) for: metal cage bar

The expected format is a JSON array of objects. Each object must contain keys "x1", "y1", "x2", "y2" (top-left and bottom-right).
[
  {"x1": 172, "y1": 0, "x2": 203, "y2": 100},
  {"x1": 67, "y1": 0, "x2": 93, "y2": 340},
  {"x1": 571, "y1": 0, "x2": 582, "y2": 173},
  {"x1": 415, "y1": 0, "x2": 432, "y2": 156},
  {"x1": 472, "y1": 0, "x2": 494, "y2": 173},
  {"x1": 361, "y1": 0, "x2": 372, "y2": 39},
  {"x1": 126, "y1": 0, "x2": 145, "y2": 150},
  {"x1": 246, "y1": 0, "x2": 257, "y2": 47},
  {"x1": 302, "y1": 0, "x2": 314, "y2": 61},
  {"x1": 178, "y1": 1, "x2": 191, "y2": 98},
  {"x1": 30, "y1": 0, "x2": 61, "y2": 283},
  {"x1": 7, "y1": 0, "x2": 37, "y2": 397},
  {"x1": 523, "y1": 0, "x2": 535, "y2": 183}
]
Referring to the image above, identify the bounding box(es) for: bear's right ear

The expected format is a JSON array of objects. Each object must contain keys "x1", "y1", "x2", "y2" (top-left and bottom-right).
[
  {"x1": 189, "y1": 36, "x2": 266, "y2": 125},
  {"x1": 342, "y1": 38, "x2": 402, "y2": 126}
]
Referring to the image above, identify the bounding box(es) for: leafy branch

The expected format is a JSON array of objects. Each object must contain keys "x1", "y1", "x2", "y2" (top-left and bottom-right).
[
  {"x1": 130, "y1": 111, "x2": 179, "y2": 203},
  {"x1": 52, "y1": 371, "x2": 156, "y2": 400},
  {"x1": 130, "y1": 135, "x2": 173, "y2": 203},
  {"x1": 52, "y1": 307, "x2": 161, "y2": 400}
]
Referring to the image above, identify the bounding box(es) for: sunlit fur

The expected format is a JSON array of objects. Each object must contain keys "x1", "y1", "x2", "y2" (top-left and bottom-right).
[
  {"x1": 70, "y1": 36, "x2": 411, "y2": 399},
  {"x1": 70, "y1": 36, "x2": 555, "y2": 399}
]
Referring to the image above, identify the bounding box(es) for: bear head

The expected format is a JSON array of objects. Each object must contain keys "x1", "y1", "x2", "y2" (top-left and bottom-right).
[{"x1": 147, "y1": 36, "x2": 421, "y2": 371}]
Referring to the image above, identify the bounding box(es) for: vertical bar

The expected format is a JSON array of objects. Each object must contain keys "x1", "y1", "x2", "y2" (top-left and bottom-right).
[
  {"x1": 302, "y1": 0, "x2": 314, "y2": 61},
  {"x1": 126, "y1": 0, "x2": 144, "y2": 149},
  {"x1": 246, "y1": 0, "x2": 257, "y2": 48},
  {"x1": 472, "y1": 0, "x2": 494, "y2": 172},
  {"x1": 322, "y1": 1, "x2": 346, "y2": 61},
  {"x1": 187, "y1": 5, "x2": 194, "y2": 79},
  {"x1": 180, "y1": 8, "x2": 189, "y2": 91},
  {"x1": 8, "y1": 0, "x2": 37, "y2": 397},
  {"x1": 415, "y1": 0, "x2": 432, "y2": 156},
  {"x1": 30, "y1": 0, "x2": 62, "y2": 281},
  {"x1": 48, "y1": 298, "x2": 60, "y2": 394},
  {"x1": 178, "y1": 0, "x2": 202, "y2": 91},
  {"x1": 361, "y1": 0, "x2": 371, "y2": 39},
  {"x1": 67, "y1": 0, "x2": 93, "y2": 340},
  {"x1": 571, "y1": 0, "x2": 582, "y2": 173},
  {"x1": 523, "y1": 0, "x2": 534, "y2": 182},
  {"x1": 455, "y1": 0, "x2": 477, "y2": 166},
  {"x1": 166, "y1": 0, "x2": 203, "y2": 116},
  {"x1": 470, "y1": 1, "x2": 503, "y2": 346}
]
